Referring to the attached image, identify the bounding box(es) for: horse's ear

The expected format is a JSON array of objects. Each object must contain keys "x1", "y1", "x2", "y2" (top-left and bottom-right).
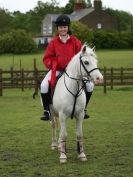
[
  {"x1": 92, "y1": 46, "x2": 96, "y2": 52},
  {"x1": 82, "y1": 45, "x2": 86, "y2": 53}
]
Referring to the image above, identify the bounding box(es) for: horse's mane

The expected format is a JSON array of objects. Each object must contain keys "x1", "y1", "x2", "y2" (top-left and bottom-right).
[{"x1": 66, "y1": 45, "x2": 97, "y2": 71}]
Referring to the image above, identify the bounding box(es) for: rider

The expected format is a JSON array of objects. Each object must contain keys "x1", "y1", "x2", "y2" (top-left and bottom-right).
[{"x1": 40, "y1": 14, "x2": 94, "y2": 121}]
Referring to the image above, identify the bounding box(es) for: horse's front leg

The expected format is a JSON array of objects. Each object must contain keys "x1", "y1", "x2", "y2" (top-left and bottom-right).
[
  {"x1": 58, "y1": 112, "x2": 67, "y2": 163},
  {"x1": 76, "y1": 113, "x2": 87, "y2": 162},
  {"x1": 51, "y1": 116, "x2": 57, "y2": 150}
]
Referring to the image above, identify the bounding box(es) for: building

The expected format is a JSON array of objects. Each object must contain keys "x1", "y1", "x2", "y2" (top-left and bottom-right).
[
  {"x1": 35, "y1": 0, "x2": 118, "y2": 45},
  {"x1": 71, "y1": 0, "x2": 118, "y2": 30}
]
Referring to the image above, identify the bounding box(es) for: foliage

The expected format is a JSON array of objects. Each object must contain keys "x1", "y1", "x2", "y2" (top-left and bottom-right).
[
  {"x1": 0, "y1": 8, "x2": 13, "y2": 34},
  {"x1": 63, "y1": 0, "x2": 91, "y2": 14},
  {"x1": 0, "y1": 2, "x2": 133, "y2": 51},
  {"x1": 105, "y1": 8, "x2": 132, "y2": 32},
  {"x1": 70, "y1": 22, "x2": 133, "y2": 49},
  {"x1": 0, "y1": 30, "x2": 37, "y2": 54},
  {"x1": 93, "y1": 30, "x2": 133, "y2": 49},
  {"x1": 71, "y1": 21, "x2": 94, "y2": 44}
]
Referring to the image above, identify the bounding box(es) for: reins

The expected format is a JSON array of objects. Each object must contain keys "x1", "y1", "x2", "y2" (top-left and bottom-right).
[
  {"x1": 64, "y1": 74, "x2": 84, "y2": 119},
  {"x1": 64, "y1": 54, "x2": 99, "y2": 119}
]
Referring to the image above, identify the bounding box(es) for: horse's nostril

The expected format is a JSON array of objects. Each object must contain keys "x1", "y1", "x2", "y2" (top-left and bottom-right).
[{"x1": 96, "y1": 77, "x2": 99, "y2": 80}]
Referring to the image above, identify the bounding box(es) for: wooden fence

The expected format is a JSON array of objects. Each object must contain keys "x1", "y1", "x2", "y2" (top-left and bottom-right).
[
  {"x1": 102, "y1": 67, "x2": 133, "y2": 93},
  {"x1": 0, "y1": 67, "x2": 133, "y2": 96}
]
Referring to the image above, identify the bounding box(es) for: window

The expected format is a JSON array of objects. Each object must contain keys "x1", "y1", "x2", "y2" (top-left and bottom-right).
[{"x1": 97, "y1": 23, "x2": 102, "y2": 29}]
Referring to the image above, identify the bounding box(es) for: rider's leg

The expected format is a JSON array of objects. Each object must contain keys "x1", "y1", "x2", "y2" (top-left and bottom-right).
[
  {"x1": 40, "y1": 70, "x2": 60, "y2": 121},
  {"x1": 40, "y1": 70, "x2": 51, "y2": 121},
  {"x1": 84, "y1": 81, "x2": 94, "y2": 119}
]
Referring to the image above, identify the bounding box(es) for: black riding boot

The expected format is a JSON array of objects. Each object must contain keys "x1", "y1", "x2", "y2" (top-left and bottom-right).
[
  {"x1": 84, "y1": 92, "x2": 92, "y2": 119},
  {"x1": 40, "y1": 93, "x2": 51, "y2": 121}
]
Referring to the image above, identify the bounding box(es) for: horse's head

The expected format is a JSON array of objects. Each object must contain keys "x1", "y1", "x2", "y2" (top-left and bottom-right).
[{"x1": 79, "y1": 44, "x2": 103, "y2": 84}]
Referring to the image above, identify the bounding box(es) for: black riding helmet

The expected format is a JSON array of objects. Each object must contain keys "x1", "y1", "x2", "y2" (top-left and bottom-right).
[{"x1": 55, "y1": 15, "x2": 71, "y2": 26}]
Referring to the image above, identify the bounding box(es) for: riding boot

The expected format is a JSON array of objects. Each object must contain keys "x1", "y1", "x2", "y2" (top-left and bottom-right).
[
  {"x1": 40, "y1": 93, "x2": 51, "y2": 121},
  {"x1": 84, "y1": 92, "x2": 92, "y2": 119}
]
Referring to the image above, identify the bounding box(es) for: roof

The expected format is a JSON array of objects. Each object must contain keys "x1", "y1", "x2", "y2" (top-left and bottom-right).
[
  {"x1": 42, "y1": 8, "x2": 95, "y2": 25},
  {"x1": 70, "y1": 8, "x2": 94, "y2": 20}
]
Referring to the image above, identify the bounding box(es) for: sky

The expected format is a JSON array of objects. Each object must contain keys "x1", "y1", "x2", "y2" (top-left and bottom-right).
[{"x1": 0, "y1": 0, "x2": 133, "y2": 14}]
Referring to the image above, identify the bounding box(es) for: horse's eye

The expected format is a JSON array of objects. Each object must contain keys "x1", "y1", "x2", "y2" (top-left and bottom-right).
[{"x1": 84, "y1": 61, "x2": 89, "y2": 65}]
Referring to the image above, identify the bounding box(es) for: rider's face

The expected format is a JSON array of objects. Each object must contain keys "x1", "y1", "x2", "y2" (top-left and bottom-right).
[{"x1": 57, "y1": 26, "x2": 69, "y2": 36}]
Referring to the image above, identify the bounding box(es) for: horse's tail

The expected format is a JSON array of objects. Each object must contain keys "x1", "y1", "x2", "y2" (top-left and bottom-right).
[
  {"x1": 32, "y1": 79, "x2": 41, "y2": 99},
  {"x1": 33, "y1": 92, "x2": 38, "y2": 99}
]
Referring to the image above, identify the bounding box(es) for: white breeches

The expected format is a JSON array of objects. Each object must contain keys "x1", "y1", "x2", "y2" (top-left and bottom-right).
[{"x1": 41, "y1": 70, "x2": 94, "y2": 93}]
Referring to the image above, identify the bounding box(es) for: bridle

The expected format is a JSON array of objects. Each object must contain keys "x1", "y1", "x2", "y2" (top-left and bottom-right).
[
  {"x1": 79, "y1": 54, "x2": 99, "y2": 79},
  {"x1": 65, "y1": 54, "x2": 99, "y2": 82},
  {"x1": 64, "y1": 54, "x2": 99, "y2": 119}
]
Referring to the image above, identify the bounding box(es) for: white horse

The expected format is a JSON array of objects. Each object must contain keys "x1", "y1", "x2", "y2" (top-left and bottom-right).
[{"x1": 50, "y1": 44, "x2": 103, "y2": 163}]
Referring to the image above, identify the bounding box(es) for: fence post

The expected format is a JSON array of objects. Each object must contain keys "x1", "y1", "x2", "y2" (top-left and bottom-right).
[
  {"x1": 121, "y1": 67, "x2": 124, "y2": 85},
  {"x1": 10, "y1": 67, "x2": 14, "y2": 87},
  {"x1": 19, "y1": 59, "x2": 22, "y2": 70},
  {"x1": 21, "y1": 69, "x2": 24, "y2": 91},
  {"x1": 0, "y1": 69, "x2": 3, "y2": 96},
  {"x1": 110, "y1": 67, "x2": 114, "y2": 90},
  {"x1": 34, "y1": 67, "x2": 39, "y2": 95},
  {"x1": 33, "y1": 58, "x2": 37, "y2": 70},
  {"x1": 103, "y1": 67, "x2": 107, "y2": 94}
]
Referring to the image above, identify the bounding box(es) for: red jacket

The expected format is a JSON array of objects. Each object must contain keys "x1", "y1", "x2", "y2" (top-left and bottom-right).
[{"x1": 43, "y1": 35, "x2": 82, "y2": 88}]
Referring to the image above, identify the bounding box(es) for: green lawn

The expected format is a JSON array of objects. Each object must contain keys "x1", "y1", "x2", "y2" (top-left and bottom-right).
[
  {"x1": 0, "y1": 50, "x2": 133, "y2": 176},
  {"x1": 0, "y1": 50, "x2": 133, "y2": 70},
  {"x1": 0, "y1": 88, "x2": 133, "y2": 177},
  {"x1": 97, "y1": 50, "x2": 133, "y2": 68},
  {"x1": 0, "y1": 52, "x2": 44, "y2": 70}
]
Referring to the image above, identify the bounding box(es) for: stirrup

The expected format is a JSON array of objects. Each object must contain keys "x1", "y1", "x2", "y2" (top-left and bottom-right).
[{"x1": 40, "y1": 110, "x2": 51, "y2": 121}]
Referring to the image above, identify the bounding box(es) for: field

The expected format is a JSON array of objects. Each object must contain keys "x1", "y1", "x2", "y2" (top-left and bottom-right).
[
  {"x1": 0, "y1": 88, "x2": 133, "y2": 177},
  {"x1": 0, "y1": 50, "x2": 133, "y2": 70},
  {"x1": 0, "y1": 50, "x2": 133, "y2": 176}
]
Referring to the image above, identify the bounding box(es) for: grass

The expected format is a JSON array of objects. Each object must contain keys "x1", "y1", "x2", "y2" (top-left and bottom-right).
[
  {"x1": 0, "y1": 52, "x2": 44, "y2": 70},
  {"x1": 0, "y1": 88, "x2": 133, "y2": 177},
  {"x1": 0, "y1": 49, "x2": 133, "y2": 70},
  {"x1": 0, "y1": 50, "x2": 133, "y2": 176}
]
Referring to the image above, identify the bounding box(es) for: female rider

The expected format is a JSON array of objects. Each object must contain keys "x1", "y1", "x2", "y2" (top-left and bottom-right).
[{"x1": 40, "y1": 14, "x2": 94, "y2": 121}]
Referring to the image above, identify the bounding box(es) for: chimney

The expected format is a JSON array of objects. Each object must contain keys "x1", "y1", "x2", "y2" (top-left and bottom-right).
[
  {"x1": 74, "y1": 0, "x2": 85, "y2": 11},
  {"x1": 94, "y1": 0, "x2": 102, "y2": 11}
]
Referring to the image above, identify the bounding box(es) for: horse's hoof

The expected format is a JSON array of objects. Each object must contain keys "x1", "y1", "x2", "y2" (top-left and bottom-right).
[
  {"x1": 79, "y1": 156, "x2": 87, "y2": 162},
  {"x1": 60, "y1": 158, "x2": 67, "y2": 163},
  {"x1": 78, "y1": 152, "x2": 87, "y2": 162},
  {"x1": 51, "y1": 146, "x2": 57, "y2": 150}
]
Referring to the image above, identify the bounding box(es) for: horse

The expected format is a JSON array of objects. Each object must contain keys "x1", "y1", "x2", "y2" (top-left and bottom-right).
[{"x1": 49, "y1": 44, "x2": 103, "y2": 163}]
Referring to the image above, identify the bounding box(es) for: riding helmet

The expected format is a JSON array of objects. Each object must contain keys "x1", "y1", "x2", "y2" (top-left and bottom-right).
[{"x1": 55, "y1": 15, "x2": 71, "y2": 26}]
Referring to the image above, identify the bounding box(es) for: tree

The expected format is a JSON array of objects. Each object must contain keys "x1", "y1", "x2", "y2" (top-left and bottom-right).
[
  {"x1": 71, "y1": 21, "x2": 94, "y2": 43},
  {"x1": 105, "y1": 8, "x2": 132, "y2": 32},
  {"x1": 63, "y1": 0, "x2": 75, "y2": 14},
  {"x1": 0, "y1": 30, "x2": 37, "y2": 54},
  {"x1": 0, "y1": 8, "x2": 13, "y2": 34}
]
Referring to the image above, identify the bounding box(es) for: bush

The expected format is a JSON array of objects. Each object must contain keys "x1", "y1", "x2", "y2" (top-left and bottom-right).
[
  {"x1": 71, "y1": 21, "x2": 94, "y2": 44},
  {"x1": 0, "y1": 29, "x2": 37, "y2": 54},
  {"x1": 93, "y1": 30, "x2": 133, "y2": 49}
]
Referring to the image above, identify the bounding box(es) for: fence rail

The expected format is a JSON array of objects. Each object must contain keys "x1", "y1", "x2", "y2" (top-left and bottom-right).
[{"x1": 0, "y1": 67, "x2": 133, "y2": 96}]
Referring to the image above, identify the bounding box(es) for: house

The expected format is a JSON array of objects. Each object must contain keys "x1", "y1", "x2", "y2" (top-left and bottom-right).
[
  {"x1": 35, "y1": 0, "x2": 118, "y2": 45},
  {"x1": 71, "y1": 0, "x2": 118, "y2": 30}
]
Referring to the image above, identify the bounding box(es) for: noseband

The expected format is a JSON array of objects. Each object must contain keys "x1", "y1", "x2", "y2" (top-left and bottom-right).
[{"x1": 79, "y1": 55, "x2": 99, "y2": 78}]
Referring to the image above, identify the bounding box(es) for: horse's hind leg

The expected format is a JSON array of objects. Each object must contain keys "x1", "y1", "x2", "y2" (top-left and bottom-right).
[{"x1": 76, "y1": 114, "x2": 87, "y2": 162}]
